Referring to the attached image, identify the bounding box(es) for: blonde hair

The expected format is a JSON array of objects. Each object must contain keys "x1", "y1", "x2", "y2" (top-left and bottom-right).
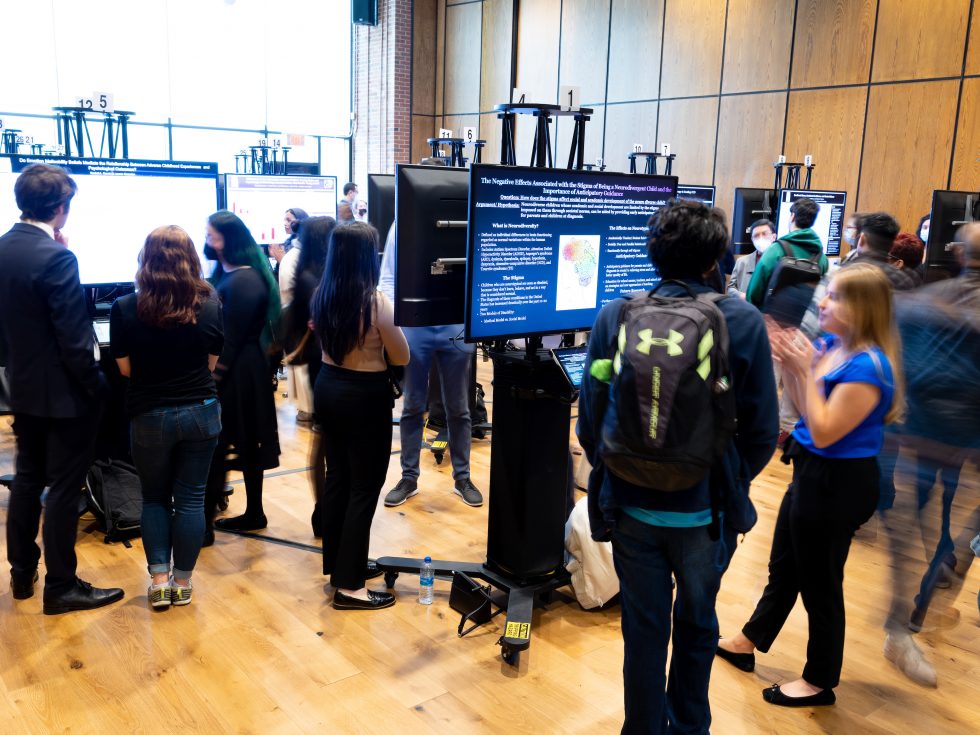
[{"x1": 831, "y1": 264, "x2": 904, "y2": 424}]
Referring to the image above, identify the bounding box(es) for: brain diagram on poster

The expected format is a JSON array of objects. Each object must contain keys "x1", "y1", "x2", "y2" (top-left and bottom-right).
[{"x1": 557, "y1": 235, "x2": 600, "y2": 311}]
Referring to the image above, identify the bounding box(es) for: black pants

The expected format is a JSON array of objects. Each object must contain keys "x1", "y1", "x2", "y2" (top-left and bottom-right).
[
  {"x1": 742, "y1": 444, "x2": 879, "y2": 689},
  {"x1": 315, "y1": 364, "x2": 393, "y2": 590},
  {"x1": 8, "y1": 412, "x2": 99, "y2": 595}
]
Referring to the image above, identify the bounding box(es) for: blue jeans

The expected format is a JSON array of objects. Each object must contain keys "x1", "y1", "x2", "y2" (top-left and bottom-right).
[
  {"x1": 131, "y1": 399, "x2": 221, "y2": 579},
  {"x1": 612, "y1": 513, "x2": 723, "y2": 735},
  {"x1": 400, "y1": 325, "x2": 475, "y2": 482}
]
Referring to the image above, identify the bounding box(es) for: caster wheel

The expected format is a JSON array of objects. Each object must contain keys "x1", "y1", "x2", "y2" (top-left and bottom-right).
[
  {"x1": 501, "y1": 646, "x2": 520, "y2": 666},
  {"x1": 384, "y1": 572, "x2": 399, "y2": 588}
]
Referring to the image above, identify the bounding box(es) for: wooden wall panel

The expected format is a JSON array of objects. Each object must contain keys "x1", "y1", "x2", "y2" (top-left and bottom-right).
[
  {"x1": 444, "y1": 2, "x2": 482, "y2": 115},
  {"x1": 657, "y1": 97, "x2": 719, "y2": 188},
  {"x1": 514, "y1": 0, "x2": 562, "y2": 160},
  {"x1": 411, "y1": 115, "x2": 436, "y2": 165},
  {"x1": 967, "y1": 6, "x2": 980, "y2": 75},
  {"x1": 479, "y1": 112, "x2": 502, "y2": 165},
  {"x1": 792, "y1": 0, "x2": 875, "y2": 88},
  {"x1": 435, "y1": 0, "x2": 446, "y2": 115},
  {"x1": 722, "y1": 0, "x2": 795, "y2": 93},
  {"x1": 559, "y1": 0, "x2": 610, "y2": 107},
  {"x1": 714, "y1": 92, "x2": 787, "y2": 221},
  {"x1": 660, "y1": 0, "x2": 726, "y2": 99},
  {"x1": 859, "y1": 80, "x2": 959, "y2": 230},
  {"x1": 872, "y1": 0, "x2": 971, "y2": 82},
  {"x1": 413, "y1": 0, "x2": 438, "y2": 115},
  {"x1": 602, "y1": 103, "x2": 658, "y2": 174},
  {"x1": 607, "y1": 0, "x2": 663, "y2": 103},
  {"x1": 949, "y1": 77, "x2": 980, "y2": 191},
  {"x1": 480, "y1": 0, "x2": 513, "y2": 113},
  {"x1": 784, "y1": 87, "x2": 867, "y2": 219}
]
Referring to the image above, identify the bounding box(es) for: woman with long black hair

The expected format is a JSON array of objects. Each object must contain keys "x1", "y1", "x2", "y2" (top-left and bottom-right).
[
  {"x1": 203, "y1": 211, "x2": 281, "y2": 540},
  {"x1": 287, "y1": 215, "x2": 336, "y2": 534},
  {"x1": 312, "y1": 222, "x2": 409, "y2": 610}
]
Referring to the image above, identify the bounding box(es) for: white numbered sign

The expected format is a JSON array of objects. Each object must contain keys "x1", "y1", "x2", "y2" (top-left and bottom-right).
[
  {"x1": 661, "y1": 143, "x2": 671, "y2": 157},
  {"x1": 76, "y1": 97, "x2": 95, "y2": 111},
  {"x1": 439, "y1": 128, "x2": 453, "y2": 139},
  {"x1": 559, "y1": 85, "x2": 581, "y2": 112},
  {"x1": 92, "y1": 92, "x2": 114, "y2": 113},
  {"x1": 632, "y1": 143, "x2": 643, "y2": 153},
  {"x1": 462, "y1": 126, "x2": 477, "y2": 143}
]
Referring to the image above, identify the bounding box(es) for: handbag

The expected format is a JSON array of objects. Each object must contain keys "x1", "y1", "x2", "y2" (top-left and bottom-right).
[{"x1": 385, "y1": 351, "x2": 404, "y2": 400}]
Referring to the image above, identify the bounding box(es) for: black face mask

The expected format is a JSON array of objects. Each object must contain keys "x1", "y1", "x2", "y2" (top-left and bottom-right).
[{"x1": 203, "y1": 243, "x2": 219, "y2": 260}]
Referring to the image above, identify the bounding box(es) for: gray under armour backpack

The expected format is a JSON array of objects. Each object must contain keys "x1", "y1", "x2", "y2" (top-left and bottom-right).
[{"x1": 600, "y1": 281, "x2": 737, "y2": 492}]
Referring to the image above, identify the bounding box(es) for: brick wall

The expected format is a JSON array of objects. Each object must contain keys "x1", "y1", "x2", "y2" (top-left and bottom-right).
[{"x1": 352, "y1": 0, "x2": 415, "y2": 188}]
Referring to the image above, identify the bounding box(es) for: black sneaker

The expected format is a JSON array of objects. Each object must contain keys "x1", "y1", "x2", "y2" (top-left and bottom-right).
[
  {"x1": 384, "y1": 479, "x2": 418, "y2": 507},
  {"x1": 454, "y1": 478, "x2": 483, "y2": 507}
]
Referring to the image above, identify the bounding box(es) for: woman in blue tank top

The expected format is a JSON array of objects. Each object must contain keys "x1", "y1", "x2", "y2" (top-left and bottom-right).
[{"x1": 715, "y1": 264, "x2": 904, "y2": 707}]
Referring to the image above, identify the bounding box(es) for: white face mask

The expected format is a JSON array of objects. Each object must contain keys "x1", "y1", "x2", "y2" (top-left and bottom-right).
[
  {"x1": 752, "y1": 235, "x2": 774, "y2": 253},
  {"x1": 919, "y1": 225, "x2": 930, "y2": 243}
]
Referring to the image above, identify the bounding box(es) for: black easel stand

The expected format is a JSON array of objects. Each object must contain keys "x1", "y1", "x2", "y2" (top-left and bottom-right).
[
  {"x1": 53, "y1": 107, "x2": 133, "y2": 158},
  {"x1": 427, "y1": 137, "x2": 466, "y2": 167},
  {"x1": 628, "y1": 151, "x2": 676, "y2": 176},
  {"x1": 376, "y1": 342, "x2": 574, "y2": 666},
  {"x1": 773, "y1": 162, "x2": 815, "y2": 190},
  {"x1": 494, "y1": 103, "x2": 594, "y2": 170}
]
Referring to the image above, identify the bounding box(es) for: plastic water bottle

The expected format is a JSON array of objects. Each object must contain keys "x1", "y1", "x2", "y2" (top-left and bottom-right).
[{"x1": 419, "y1": 556, "x2": 434, "y2": 605}]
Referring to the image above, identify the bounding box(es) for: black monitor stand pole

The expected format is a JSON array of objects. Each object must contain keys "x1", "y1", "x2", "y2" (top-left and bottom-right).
[{"x1": 376, "y1": 341, "x2": 574, "y2": 668}]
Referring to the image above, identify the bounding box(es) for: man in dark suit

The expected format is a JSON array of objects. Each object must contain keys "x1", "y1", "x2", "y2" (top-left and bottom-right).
[{"x1": 0, "y1": 163, "x2": 123, "y2": 614}]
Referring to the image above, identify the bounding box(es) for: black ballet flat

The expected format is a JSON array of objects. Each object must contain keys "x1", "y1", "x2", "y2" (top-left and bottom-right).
[
  {"x1": 332, "y1": 589, "x2": 395, "y2": 610},
  {"x1": 762, "y1": 684, "x2": 836, "y2": 707},
  {"x1": 215, "y1": 513, "x2": 268, "y2": 532},
  {"x1": 715, "y1": 644, "x2": 755, "y2": 672}
]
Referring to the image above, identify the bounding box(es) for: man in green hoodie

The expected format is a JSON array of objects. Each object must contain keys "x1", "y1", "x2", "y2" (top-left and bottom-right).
[{"x1": 744, "y1": 197, "x2": 829, "y2": 309}]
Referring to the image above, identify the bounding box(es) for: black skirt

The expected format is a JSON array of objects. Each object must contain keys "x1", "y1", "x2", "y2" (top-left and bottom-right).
[{"x1": 217, "y1": 340, "x2": 280, "y2": 470}]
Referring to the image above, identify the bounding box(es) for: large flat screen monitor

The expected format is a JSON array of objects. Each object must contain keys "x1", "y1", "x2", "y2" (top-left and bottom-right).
[
  {"x1": 676, "y1": 185, "x2": 715, "y2": 207},
  {"x1": 465, "y1": 164, "x2": 677, "y2": 342},
  {"x1": 775, "y1": 189, "x2": 847, "y2": 257},
  {"x1": 223, "y1": 173, "x2": 338, "y2": 244},
  {"x1": 0, "y1": 155, "x2": 219, "y2": 285},
  {"x1": 395, "y1": 164, "x2": 470, "y2": 327},
  {"x1": 926, "y1": 189, "x2": 977, "y2": 280},
  {"x1": 731, "y1": 187, "x2": 777, "y2": 255},
  {"x1": 367, "y1": 173, "x2": 395, "y2": 248}
]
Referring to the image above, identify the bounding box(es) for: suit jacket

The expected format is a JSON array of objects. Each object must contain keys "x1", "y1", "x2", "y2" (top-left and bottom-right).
[{"x1": 0, "y1": 222, "x2": 104, "y2": 417}]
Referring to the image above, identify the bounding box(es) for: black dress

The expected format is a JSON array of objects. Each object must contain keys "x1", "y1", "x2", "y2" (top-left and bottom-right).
[{"x1": 214, "y1": 268, "x2": 280, "y2": 471}]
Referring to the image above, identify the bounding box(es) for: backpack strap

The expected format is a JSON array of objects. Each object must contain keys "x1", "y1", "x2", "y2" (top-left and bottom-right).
[{"x1": 777, "y1": 239, "x2": 821, "y2": 264}]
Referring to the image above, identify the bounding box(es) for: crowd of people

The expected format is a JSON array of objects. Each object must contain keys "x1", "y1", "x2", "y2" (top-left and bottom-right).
[{"x1": 1, "y1": 163, "x2": 977, "y2": 732}]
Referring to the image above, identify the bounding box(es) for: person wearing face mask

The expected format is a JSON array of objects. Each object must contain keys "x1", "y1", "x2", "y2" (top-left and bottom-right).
[
  {"x1": 839, "y1": 213, "x2": 863, "y2": 266},
  {"x1": 728, "y1": 219, "x2": 776, "y2": 297}
]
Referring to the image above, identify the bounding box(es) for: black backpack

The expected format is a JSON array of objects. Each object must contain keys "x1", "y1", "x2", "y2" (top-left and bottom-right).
[
  {"x1": 84, "y1": 459, "x2": 143, "y2": 543},
  {"x1": 763, "y1": 240, "x2": 823, "y2": 323},
  {"x1": 599, "y1": 281, "x2": 737, "y2": 492}
]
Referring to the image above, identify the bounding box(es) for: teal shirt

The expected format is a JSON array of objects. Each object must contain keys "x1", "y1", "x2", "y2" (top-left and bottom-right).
[{"x1": 623, "y1": 507, "x2": 713, "y2": 528}]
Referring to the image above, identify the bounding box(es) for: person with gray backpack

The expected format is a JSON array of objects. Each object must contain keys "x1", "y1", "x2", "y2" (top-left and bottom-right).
[{"x1": 578, "y1": 199, "x2": 778, "y2": 734}]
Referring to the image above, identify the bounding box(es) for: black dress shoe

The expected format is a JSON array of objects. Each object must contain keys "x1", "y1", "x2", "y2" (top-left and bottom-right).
[
  {"x1": 215, "y1": 513, "x2": 268, "y2": 532},
  {"x1": 715, "y1": 643, "x2": 755, "y2": 672},
  {"x1": 11, "y1": 570, "x2": 39, "y2": 600},
  {"x1": 365, "y1": 559, "x2": 383, "y2": 581},
  {"x1": 332, "y1": 589, "x2": 395, "y2": 610},
  {"x1": 43, "y1": 578, "x2": 125, "y2": 615},
  {"x1": 762, "y1": 684, "x2": 836, "y2": 707}
]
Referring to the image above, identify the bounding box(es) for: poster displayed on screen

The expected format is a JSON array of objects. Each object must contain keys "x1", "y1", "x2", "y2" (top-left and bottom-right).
[
  {"x1": 776, "y1": 189, "x2": 847, "y2": 256},
  {"x1": 0, "y1": 156, "x2": 219, "y2": 285},
  {"x1": 676, "y1": 185, "x2": 715, "y2": 207},
  {"x1": 224, "y1": 174, "x2": 338, "y2": 243},
  {"x1": 465, "y1": 165, "x2": 677, "y2": 341},
  {"x1": 552, "y1": 345, "x2": 589, "y2": 388}
]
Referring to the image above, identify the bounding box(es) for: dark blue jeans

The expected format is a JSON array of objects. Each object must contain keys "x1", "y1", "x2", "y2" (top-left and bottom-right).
[
  {"x1": 131, "y1": 399, "x2": 220, "y2": 578},
  {"x1": 612, "y1": 513, "x2": 724, "y2": 735},
  {"x1": 399, "y1": 325, "x2": 475, "y2": 482}
]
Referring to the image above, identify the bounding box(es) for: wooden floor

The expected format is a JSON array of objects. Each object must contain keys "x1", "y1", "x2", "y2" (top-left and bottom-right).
[{"x1": 0, "y1": 363, "x2": 978, "y2": 735}]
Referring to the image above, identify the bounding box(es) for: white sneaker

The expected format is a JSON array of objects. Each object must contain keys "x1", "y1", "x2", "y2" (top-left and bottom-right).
[
  {"x1": 884, "y1": 633, "x2": 937, "y2": 687},
  {"x1": 171, "y1": 578, "x2": 193, "y2": 606},
  {"x1": 148, "y1": 581, "x2": 172, "y2": 609}
]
